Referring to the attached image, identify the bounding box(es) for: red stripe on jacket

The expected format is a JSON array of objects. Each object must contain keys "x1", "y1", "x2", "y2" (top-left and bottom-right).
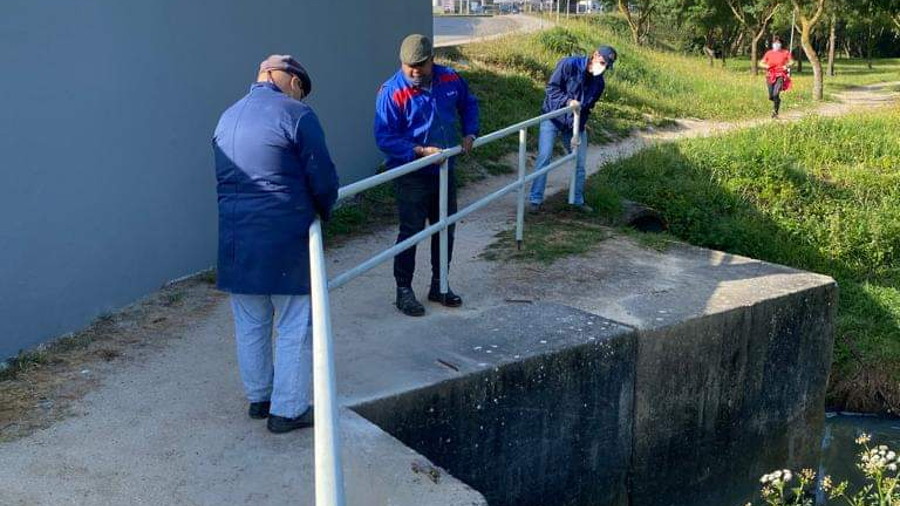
[{"x1": 391, "y1": 87, "x2": 421, "y2": 109}]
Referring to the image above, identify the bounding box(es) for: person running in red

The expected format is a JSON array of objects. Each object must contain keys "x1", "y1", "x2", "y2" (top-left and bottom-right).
[{"x1": 759, "y1": 35, "x2": 793, "y2": 118}]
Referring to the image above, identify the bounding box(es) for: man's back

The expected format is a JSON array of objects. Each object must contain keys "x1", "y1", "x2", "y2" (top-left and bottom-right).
[{"x1": 213, "y1": 81, "x2": 338, "y2": 295}]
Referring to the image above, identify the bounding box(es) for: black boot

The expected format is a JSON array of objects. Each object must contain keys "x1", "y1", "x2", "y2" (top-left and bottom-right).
[
  {"x1": 428, "y1": 279, "x2": 463, "y2": 307},
  {"x1": 396, "y1": 287, "x2": 425, "y2": 316}
]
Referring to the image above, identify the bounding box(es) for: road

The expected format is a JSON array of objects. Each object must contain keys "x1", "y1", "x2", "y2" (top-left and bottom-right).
[{"x1": 433, "y1": 14, "x2": 549, "y2": 47}]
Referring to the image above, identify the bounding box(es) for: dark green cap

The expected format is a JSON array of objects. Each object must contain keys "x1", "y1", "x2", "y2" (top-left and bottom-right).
[{"x1": 399, "y1": 34, "x2": 433, "y2": 65}]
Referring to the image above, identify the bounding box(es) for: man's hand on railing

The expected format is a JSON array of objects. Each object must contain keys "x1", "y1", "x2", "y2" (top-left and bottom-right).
[
  {"x1": 414, "y1": 145, "x2": 442, "y2": 158},
  {"x1": 568, "y1": 99, "x2": 581, "y2": 110},
  {"x1": 462, "y1": 135, "x2": 476, "y2": 155}
]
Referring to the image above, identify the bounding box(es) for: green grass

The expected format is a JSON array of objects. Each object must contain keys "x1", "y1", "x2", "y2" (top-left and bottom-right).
[
  {"x1": 440, "y1": 15, "x2": 899, "y2": 163},
  {"x1": 581, "y1": 106, "x2": 900, "y2": 413},
  {"x1": 330, "y1": 15, "x2": 897, "y2": 243}
]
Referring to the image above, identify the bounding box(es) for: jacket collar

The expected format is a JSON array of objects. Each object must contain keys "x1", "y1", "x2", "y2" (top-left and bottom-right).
[{"x1": 250, "y1": 81, "x2": 283, "y2": 94}]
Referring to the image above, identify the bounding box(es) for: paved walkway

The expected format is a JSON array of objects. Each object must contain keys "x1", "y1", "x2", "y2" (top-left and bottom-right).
[{"x1": 434, "y1": 14, "x2": 549, "y2": 47}]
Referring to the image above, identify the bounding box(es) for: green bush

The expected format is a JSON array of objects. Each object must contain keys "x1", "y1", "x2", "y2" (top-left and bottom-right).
[{"x1": 537, "y1": 27, "x2": 582, "y2": 55}]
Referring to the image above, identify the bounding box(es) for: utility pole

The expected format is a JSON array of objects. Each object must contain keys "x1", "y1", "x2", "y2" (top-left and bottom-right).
[{"x1": 556, "y1": 0, "x2": 561, "y2": 23}]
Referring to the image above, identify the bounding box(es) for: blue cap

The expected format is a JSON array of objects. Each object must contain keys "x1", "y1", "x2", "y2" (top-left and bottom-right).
[{"x1": 597, "y1": 46, "x2": 617, "y2": 69}]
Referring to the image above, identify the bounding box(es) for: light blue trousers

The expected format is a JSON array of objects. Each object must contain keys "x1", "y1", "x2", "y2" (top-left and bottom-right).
[
  {"x1": 529, "y1": 119, "x2": 589, "y2": 206},
  {"x1": 230, "y1": 294, "x2": 312, "y2": 418}
]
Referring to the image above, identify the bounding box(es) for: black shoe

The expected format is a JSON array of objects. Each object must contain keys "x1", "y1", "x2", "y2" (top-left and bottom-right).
[
  {"x1": 428, "y1": 281, "x2": 463, "y2": 307},
  {"x1": 248, "y1": 401, "x2": 271, "y2": 419},
  {"x1": 396, "y1": 287, "x2": 425, "y2": 316},
  {"x1": 267, "y1": 407, "x2": 314, "y2": 434}
]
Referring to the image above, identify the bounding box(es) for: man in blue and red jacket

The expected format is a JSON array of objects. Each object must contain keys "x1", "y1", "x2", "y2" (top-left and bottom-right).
[
  {"x1": 530, "y1": 45, "x2": 617, "y2": 212},
  {"x1": 374, "y1": 34, "x2": 479, "y2": 317}
]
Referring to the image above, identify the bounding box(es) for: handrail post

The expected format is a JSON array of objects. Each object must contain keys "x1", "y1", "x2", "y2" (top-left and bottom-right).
[
  {"x1": 568, "y1": 107, "x2": 581, "y2": 206},
  {"x1": 308, "y1": 219, "x2": 346, "y2": 506},
  {"x1": 439, "y1": 158, "x2": 450, "y2": 295},
  {"x1": 516, "y1": 128, "x2": 527, "y2": 250}
]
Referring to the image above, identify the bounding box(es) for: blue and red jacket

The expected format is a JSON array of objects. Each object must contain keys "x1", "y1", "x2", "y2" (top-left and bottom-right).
[
  {"x1": 542, "y1": 56, "x2": 606, "y2": 133},
  {"x1": 374, "y1": 64, "x2": 479, "y2": 174}
]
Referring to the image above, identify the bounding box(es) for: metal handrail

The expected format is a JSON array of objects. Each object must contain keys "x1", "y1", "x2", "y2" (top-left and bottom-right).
[{"x1": 307, "y1": 104, "x2": 582, "y2": 506}]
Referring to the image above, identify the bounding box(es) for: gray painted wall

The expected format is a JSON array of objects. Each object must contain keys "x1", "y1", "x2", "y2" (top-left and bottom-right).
[{"x1": 0, "y1": 1, "x2": 430, "y2": 359}]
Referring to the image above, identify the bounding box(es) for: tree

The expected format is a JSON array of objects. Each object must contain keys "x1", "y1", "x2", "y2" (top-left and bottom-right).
[
  {"x1": 617, "y1": 0, "x2": 657, "y2": 45},
  {"x1": 791, "y1": 0, "x2": 827, "y2": 100},
  {"x1": 724, "y1": 0, "x2": 781, "y2": 75}
]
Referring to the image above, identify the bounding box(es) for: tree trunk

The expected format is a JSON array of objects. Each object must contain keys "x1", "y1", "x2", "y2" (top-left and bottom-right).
[
  {"x1": 751, "y1": 31, "x2": 763, "y2": 76},
  {"x1": 801, "y1": 24, "x2": 824, "y2": 101},
  {"x1": 827, "y1": 12, "x2": 836, "y2": 76},
  {"x1": 618, "y1": 0, "x2": 641, "y2": 45},
  {"x1": 704, "y1": 45, "x2": 715, "y2": 67},
  {"x1": 866, "y1": 22, "x2": 874, "y2": 70}
]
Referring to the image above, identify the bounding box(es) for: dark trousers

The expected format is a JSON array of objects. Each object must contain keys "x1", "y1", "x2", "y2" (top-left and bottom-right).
[
  {"x1": 768, "y1": 77, "x2": 784, "y2": 114},
  {"x1": 393, "y1": 170, "x2": 457, "y2": 288}
]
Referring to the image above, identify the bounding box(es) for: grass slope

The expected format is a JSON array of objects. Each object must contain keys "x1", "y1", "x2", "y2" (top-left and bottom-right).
[{"x1": 584, "y1": 107, "x2": 900, "y2": 413}]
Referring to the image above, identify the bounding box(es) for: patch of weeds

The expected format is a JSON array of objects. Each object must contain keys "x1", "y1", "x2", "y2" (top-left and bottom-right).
[
  {"x1": 617, "y1": 227, "x2": 674, "y2": 252},
  {"x1": 196, "y1": 269, "x2": 217, "y2": 285},
  {"x1": 0, "y1": 350, "x2": 50, "y2": 382},
  {"x1": 325, "y1": 181, "x2": 397, "y2": 242},
  {"x1": 95, "y1": 348, "x2": 121, "y2": 362},
  {"x1": 159, "y1": 291, "x2": 186, "y2": 307},
  {"x1": 482, "y1": 198, "x2": 612, "y2": 264},
  {"x1": 537, "y1": 27, "x2": 582, "y2": 55}
]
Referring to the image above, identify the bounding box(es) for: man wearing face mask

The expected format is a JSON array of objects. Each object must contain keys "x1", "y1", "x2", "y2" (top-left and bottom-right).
[
  {"x1": 759, "y1": 35, "x2": 793, "y2": 118},
  {"x1": 212, "y1": 55, "x2": 339, "y2": 433},
  {"x1": 375, "y1": 34, "x2": 479, "y2": 317},
  {"x1": 529, "y1": 46, "x2": 617, "y2": 213}
]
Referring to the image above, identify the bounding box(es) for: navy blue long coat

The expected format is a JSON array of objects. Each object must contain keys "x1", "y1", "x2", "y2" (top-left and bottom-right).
[{"x1": 213, "y1": 82, "x2": 339, "y2": 295}]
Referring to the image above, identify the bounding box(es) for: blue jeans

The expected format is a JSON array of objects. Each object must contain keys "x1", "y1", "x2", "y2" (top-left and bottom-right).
[
  {"x1": 230, "y1": 294, "x2": 312, "y2": 418},
  {"x1": 529, "y1": 120, "x2": 589, "y2": 206}
]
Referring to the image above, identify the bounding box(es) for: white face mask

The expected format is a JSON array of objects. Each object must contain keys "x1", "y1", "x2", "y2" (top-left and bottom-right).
[
  {"x1": 590, "y1": 62, "x2": 607, "y2": 76},
  {"x1": 772, "y1": 42, "x2": 782, "y2": 51}
]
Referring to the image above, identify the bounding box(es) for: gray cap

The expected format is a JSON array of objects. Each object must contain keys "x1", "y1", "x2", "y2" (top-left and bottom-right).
[
  {"x1": 259, "y1": 54, "x2": 312, "y2": 95},
  {"x1": 399, "y1": 34, "x2": 433, "y2": 66}
]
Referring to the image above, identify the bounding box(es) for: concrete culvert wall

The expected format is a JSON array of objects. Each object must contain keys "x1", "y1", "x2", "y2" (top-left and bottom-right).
[
  {"x1": 354, "y1": 305, "x2": 636, "y2": 506},
  {"x1": 352, "y1": 278, "x2": 836, "y2": 505}
]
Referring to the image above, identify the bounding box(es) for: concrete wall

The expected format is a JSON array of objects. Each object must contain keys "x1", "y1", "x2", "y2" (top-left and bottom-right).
[
  {"x1": 354, "y1": 286, "x2": 836, "y2": 505},
  {"x1": 0, "y1": 1, "x2": 430, "y2": 359}
]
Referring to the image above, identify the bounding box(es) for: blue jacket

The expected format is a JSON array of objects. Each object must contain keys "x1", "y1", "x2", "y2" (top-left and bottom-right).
[
  {"x1": 213, "y1": 82, "x2": 339, "y2": 295},
  {"x1": 542, "y1": 56, "x2": 606, "y2": 133},
  {"x1": 374, "y1": 65, "x2": 479, "y2": 174}
]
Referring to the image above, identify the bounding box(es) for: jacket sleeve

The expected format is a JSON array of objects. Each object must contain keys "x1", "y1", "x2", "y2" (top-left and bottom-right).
[
  {"x1": 374, "y1": 86, "x2": 417, "y2": 165},
  {"x1": 545, "y1": 59, "x2": 573, "y2": 128},
  {"x1": 295, "y1": 111, "x2": 340, "y2": 221},
  {"x1": 456, "y1": 76, "x2": 479, "y2": 137},
  {"x1": 545, "y1": 59, "x2": 571, "y2": 110}
]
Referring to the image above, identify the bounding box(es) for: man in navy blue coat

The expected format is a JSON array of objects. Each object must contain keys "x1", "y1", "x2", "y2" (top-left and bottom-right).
[
  {"x1": 529, "y1": 46, "x2": 617, "y2": 212},
  {"x1": 375, "y1": 34, "x2": 479, "y2": 317},
  {"x1": 213, "y1": 55, "x2": 339, "y2": 433}
]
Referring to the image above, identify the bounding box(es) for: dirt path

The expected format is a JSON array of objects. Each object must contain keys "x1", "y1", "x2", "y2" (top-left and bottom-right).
[{"x1": 0, "y1": 81, "x2": 896, "y2": 505}]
